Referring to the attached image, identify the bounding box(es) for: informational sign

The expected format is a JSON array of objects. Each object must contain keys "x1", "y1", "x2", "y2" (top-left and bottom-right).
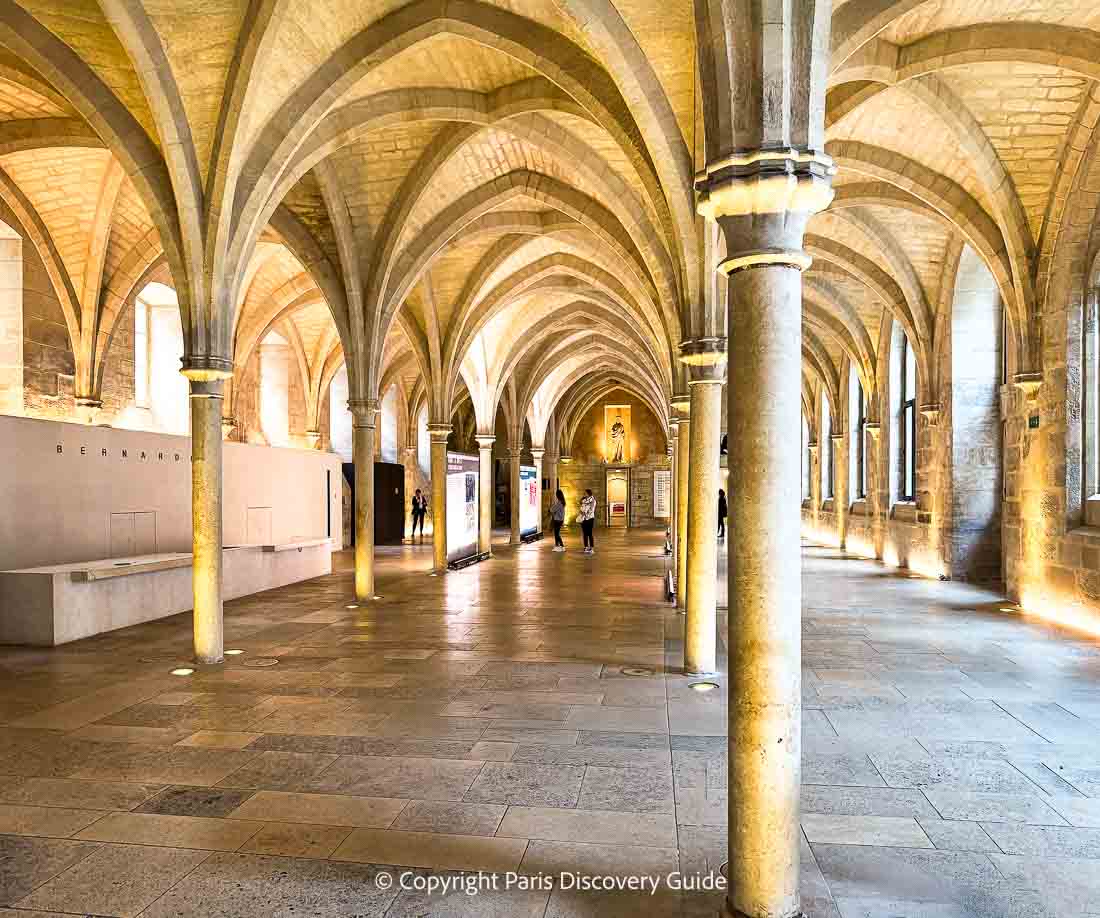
[
  {"x1": 653, "y1": 469, "x2": 672, "y2": 518},
  {"x1": 446, "y1": 452, "x2": 479, "y2": 564},
  {"x1": 519, "y1": 465, "x2": 539, "y2": 537}
]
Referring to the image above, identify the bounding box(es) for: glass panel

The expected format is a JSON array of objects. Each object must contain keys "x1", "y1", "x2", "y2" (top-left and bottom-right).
[
  {"x1": 904, "y1": 403, "x2": 915, "y2": 499},
  {"x1": 904, "y1": 337, "x2": 917, "y2": 401}
]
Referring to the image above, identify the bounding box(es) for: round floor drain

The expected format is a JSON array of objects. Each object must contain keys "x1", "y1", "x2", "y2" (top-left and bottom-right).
[
  {"x1": 243, "y1": 658, "x2": 278, "y2": 667},
  {"x1": 621, "y1": 667, "x2": 654, "y2": 676}
]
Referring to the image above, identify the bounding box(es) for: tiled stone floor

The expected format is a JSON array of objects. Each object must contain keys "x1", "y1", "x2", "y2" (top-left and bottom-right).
[{"x1": 1, "y1": 530, "x2": 1100, "y2": 916}]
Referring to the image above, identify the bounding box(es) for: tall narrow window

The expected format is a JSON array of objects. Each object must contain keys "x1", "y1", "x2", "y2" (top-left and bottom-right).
[
  {"x1": 849, "y1": 366, "x2": 868, "y2": 500},
  {"x1": 821, "y1": 395, "x2": 834, "y2": 501},
  {"x1": 801, "y1": 415, "x2": 810, "y2": 501},
  {"x1": 134, "y1": 295, "x2": 149, "y2": 409},
  {"x1": 900, "y1": 334, "x2": 917, "y2": 501}
]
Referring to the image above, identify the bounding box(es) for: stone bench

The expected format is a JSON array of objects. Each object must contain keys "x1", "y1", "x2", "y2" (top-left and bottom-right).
[{"x1": 0, "y1": 539, "x2": 333, "y2": 646}]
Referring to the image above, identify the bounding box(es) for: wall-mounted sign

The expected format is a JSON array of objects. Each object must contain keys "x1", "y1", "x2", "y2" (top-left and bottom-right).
[
  {"x1": 653, "y1": 469, "x2": 672, "y2": 517},
  {"x1": 1028, "y1": 414, "x2": 1040, "y2": 430}
]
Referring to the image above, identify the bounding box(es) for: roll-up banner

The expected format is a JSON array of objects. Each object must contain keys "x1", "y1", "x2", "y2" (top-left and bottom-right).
[
  {"x1": 446, "y1": 452, "x2": 479, "y2": 564},
  {"x1": 519, "y1": 465, "x2": 539, "y2": 537}
]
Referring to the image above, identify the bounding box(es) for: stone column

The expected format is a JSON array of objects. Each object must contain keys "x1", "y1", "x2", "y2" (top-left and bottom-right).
[
  {"x1": 476, "y1": 435, "x2": 495, "y2": 557},
  {"x1": 698, "y1": 152, "x2": 834, "y2": 918},
  {"x1": 428, "y1": 424, "x2": 451, "y2": 572},
  {"x1": 187, "y1": 377, "x2": 225, "y2": 665},
  {"x1": 349, "y1": 399, "x2": 377, "y2": 600},
  {"x1": 682, "y1": 341, "x2": 726, "y2": 674},
  {"x1": 544, "y1": 449, "x2": 559, "y2": 524},
  {"x1": 674, "y1": 398, "x2": 691, "y2": 609},
  {"x1": 509, "y1": 448, "x2": 522, "y2": 545},
  {"x1": 530, "y1": 448, "x2": 545, "y2": 534}
]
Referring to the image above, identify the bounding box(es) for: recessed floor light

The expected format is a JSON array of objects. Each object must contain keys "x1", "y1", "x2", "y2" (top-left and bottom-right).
[
  {"x1": 1000, "y1": 606, "x2": 1018, "y2": 613},
  {"x1": 346, "y1": 604, "x2": 359, "y2": 609},
  {"x1": 689, "y1": 681, "x2": 720, "y2": 693},
  {"x1": 621, "y1": 667, "x2": 654, "y2": 676},
  {"x1": 171, "y1": 668, "x2": 194, "y2": 676},
  {"x1": 224, "y1": 649, "x2": 243, "y2": 656},
  {"x1": 372, "y1": 595, "x2": 383, "y2": 600},
  {"x1": 243, "y1": 658, "x2": 279, "y2": 668}
]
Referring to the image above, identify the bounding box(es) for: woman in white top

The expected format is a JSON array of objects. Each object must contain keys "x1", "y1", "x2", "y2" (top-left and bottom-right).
[{"x1": 578, "y1": 489, "x2": 597, "y2": 554}]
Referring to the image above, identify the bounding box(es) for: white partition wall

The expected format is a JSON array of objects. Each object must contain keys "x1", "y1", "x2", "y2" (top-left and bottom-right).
[{"x1": 0, "y1": 415, "x2": 342, "y2": 570}]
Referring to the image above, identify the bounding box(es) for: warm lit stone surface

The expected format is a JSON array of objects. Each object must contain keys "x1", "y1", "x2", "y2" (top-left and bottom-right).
[{"x1": 0, "y1": 532, "x2": 1099, "y2": 915}]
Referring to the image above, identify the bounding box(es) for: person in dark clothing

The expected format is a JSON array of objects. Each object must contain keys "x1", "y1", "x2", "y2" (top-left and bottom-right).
[
  {"x1": 550, "y1": 489, "x2": 566, "y2": 551},
  {"x1": 717, "y1": 488, "x2": 727, "y2": 539},
  {"x1": 411, "y1": 488, "x2": 427, "y2": 537},
  {"x1": 579, "y1": 489, "x2": 597, "y2": 553}
]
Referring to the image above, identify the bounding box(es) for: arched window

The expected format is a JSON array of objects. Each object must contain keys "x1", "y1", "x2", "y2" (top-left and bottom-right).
[
  {"x1": 848, "y1": 366, "x2": 868, "y2": 500},
  {"x1": 0, "y1": 218, "x2": 23, "y2": 417},
  {"x1": 417, "y1": 402, "x2": 430, "y2": 476},
  {"x1": 258, "y1": 330, "x2": 290, "y2": 447},
  {"x1": 801, "y1": 414, "x2": 810, "y2": 502},
  {"x1": 328, "y1": 364, "x2": 352, "y2": 462},
  {"x1": 821, "y1": 393, "x2": 834, "y2": 501},
  {"x1": 380, "y1": 384, "x2": 398, "y2": 462},
  {"x1": 891, "y1": 325, "x2": 918, "y2": 503},
  {"x1": 130, "y1": 282, "x2": 187, "y2": 435}
]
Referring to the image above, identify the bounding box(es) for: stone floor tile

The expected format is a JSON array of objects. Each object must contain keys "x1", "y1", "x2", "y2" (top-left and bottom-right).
[
  {"x1": 1047, "y1": 797, "x2": 1100, "y2": 828},
  {"x1": 917, "y1": 819, "x2": 1001, "y2": 853},
  {"x1": 519, "y1": 839, "x2": 679, "y2": 878},
  {"x1": 177, "y1": 731, "x2": 263, "y2": 749},
  {"x1": 136, "y1": 786, "x2": 255, "y2": 818},
  {"x1": 513, "y1": 743, "x2": 670, "y2": 767},
  {"x1": 227, "y1": 790, "x2": 407, "y2": 827},
  {"x1": 332, "y1": 827, "x2": 527, "y2": 871},
  {"x1": 922, "y1": 790, "x2": 1068, "y2": 825},
  {"x1": 392, "y1": 800, "x2": 506, "y2": 836},
  {"x1": 384, "y1": 874, "x2": 551, "y2": 917},
  {"x1": 238, "y1": 823, "x2": 353, "y2": 858},
  {"x1": 14, "y1": 842, "x2": 210, "y2": 917},
  {"x1": 804, "y1": 753, "x2": 887, "y2": 787},
  {"x1": 216, "y1": 751, "x2": 339, "y2": 789},
  {"x1": 496, "y1": 806, "x2": 677, "y2": 847},
  {"x1": 0, "y1": 803, "x2": 103, "y2": 838},
  {"x1": 0, "y1": 777, "x2": 163, "y2": 811},
  {"x1": 979, "y1": 821, "x2": 1100, "y2": 858},
  {"x1": 564, "y1": 706, "x2": 669, "y2": 734},
  {"x1": 306, "y1": 755, "x2": 484, "y2": 801},
  {"x1": 465, "y1": 741, "x2": 517, "y2": 761},
  {"x1": 75, "y1": 812, "x2": 264, "y2": 851},
  {"x1": 802, "y1": 786, "x2": 940, "y2": 818},
  {"x1": 137, "y1": 852, "x2": 399, "y2": 918},
  {"x1": 577, "y1": 765, "x2": 674, "y2": 813},
  {"x1": 479, "y1": 728, "x2": 581, "y2": 745},
  {"x1": 867, "y1": 756, "x2": 1041, "y2": 794},
  {"x1": 463, "y1": 762, "x2": 584, "y2": 807},
  {"x1": 801, "y1": 814, "x2": 934, "y2": 848},
  {"x1": 0, "y1": 836, "x2": 101, "y2": 905}
]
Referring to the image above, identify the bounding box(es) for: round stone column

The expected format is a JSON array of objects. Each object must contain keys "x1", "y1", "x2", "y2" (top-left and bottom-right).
[
  {"x1": 349, "y1": 399, "x2": 377, "y2": 600},
  {"x1": 674, "y1": 398, "x2": 691, "y2": 609},
  {"x1": 428, "y1": 424, "x2": 451, "y2": 572},
  {"x1": 667, "y1": 419, "x2": 679, "y2": 567},
  {"x1": 187, "y1": 376, "x2": 226, "y2": 665},
  {"x1": 682, "y1": 341, "x2": 726, "y2": 674},
  {"x1": 475, "y1": 435, "x2": 495, "y2": 557},
  {"x1": 509, "y1": 448, "x2": 522, "y2": 545}
]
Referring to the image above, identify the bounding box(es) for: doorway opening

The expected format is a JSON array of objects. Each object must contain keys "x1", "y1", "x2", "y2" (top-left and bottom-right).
[{"x1": 606, "y1": 468, "x2": 629, "y2": 527}]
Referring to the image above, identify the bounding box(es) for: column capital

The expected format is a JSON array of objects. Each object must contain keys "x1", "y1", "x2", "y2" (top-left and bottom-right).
[
  {"x1": 680, "y1": 337, "x2": 727, "y2": 384},
  {"x1": 305, "y1": 430, "x2": 322, "y2": 448},
  {"x1": 1013, "y1": 372, "x2": 1043, "y2": 403},
  {"x1": 348, "y1": 398, "x2": 378, "y2": 428},
  {"x1": 529, "y1": 448, "x2": 545, "y2": 461},
  {"x1": 220, "y1": 416, "x2": 237, "y2": 439},
  {"x1": 670, "y1": 392, "x2": 690, "y2": 419},
  {"x1": 474, "y1": 434, "x2": 496, "y2": 450},
  {"x1": 507, "y1": 447, "x2": 523, "y2": 461},
  {"x1": 695, "y1": 150, "x2": 835, "y2": 222},
  {"x1": 558, "y1": 454, "x2": 573, "y2": 464},
  {"x1": 427, "y1": 423, "x2": 452, "y2": 443}
]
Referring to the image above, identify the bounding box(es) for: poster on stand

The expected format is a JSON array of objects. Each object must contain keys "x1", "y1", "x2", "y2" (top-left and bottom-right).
[
  {"x1": 446, "y1": 452, "x2": 479, "y2": 564},
  {"x1": 519, "y1": 465, "x2": 539, "y2": 537},
  {"x1": 653, "y1": 469, "x2": 672, "y2": 518}
]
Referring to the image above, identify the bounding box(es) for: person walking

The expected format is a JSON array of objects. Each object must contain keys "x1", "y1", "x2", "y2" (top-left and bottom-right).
[
  {"x1": 579, "y1": 489, "x2": 597, "y2": 554},
  {"x1": 411, "y1": 488, "x2": 427, "y2": 539},
  {"x1": 717, "y1": 488, "x2": 727, "y2": 539},
  {"x1": 549, "y1": 489, "x2": 566, "y2": 552}
]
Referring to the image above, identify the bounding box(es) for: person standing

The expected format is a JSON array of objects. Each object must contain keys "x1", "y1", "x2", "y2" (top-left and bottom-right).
[
  {"x1": 550, "y1": 489, "x2": 566, "y2": 552},
  {"x1": 579, "y1": 489, "x2": 597, "y2": 554},
  {"x1": 411, "y1": 488, "x2": 427, "y2": 538},
  {"x1": 717, "y1": 488, "x2": 727, "y2": 539}
]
